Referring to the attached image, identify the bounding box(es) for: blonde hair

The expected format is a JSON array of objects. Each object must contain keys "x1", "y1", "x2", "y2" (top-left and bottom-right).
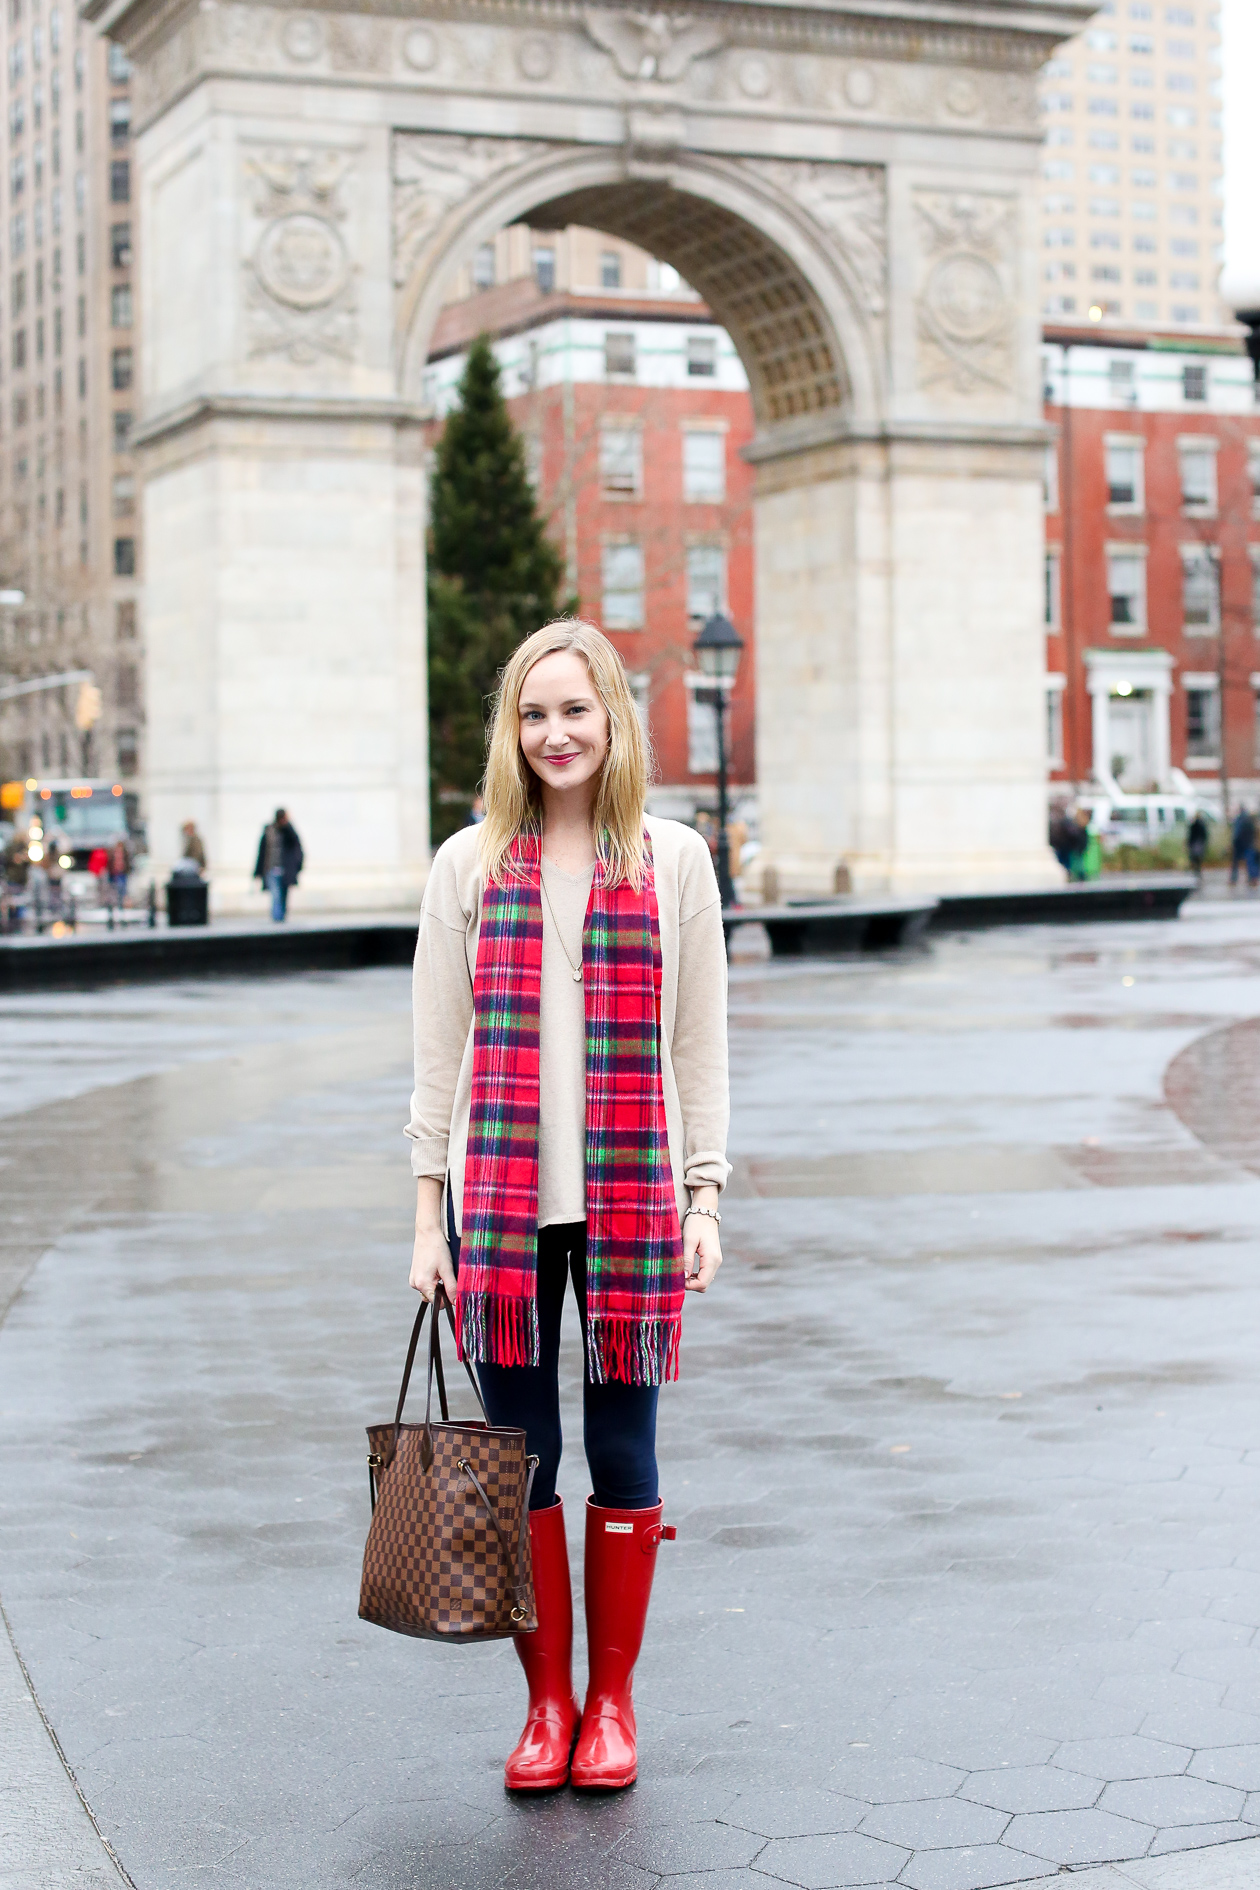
[{"x1": 479, "y1": 619, "x2": 651, "y2": 889}]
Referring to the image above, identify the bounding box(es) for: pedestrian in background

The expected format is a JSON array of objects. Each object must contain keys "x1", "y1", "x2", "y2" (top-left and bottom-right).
[
  {"x1": 465, "y1": 792, "x2": 486, "y2": 825},
  {"x1": 408, "y1": 619, "x2": 729, "y2": 1794},
  {"x1": 107, "y1": 836, "x2": 130, "y2": 906},
  {"x1": 1229, "y1": 806, "x2": 1256, "y2": 890},
  {"x1": 1187, "y1": 810, "x2": 1209, "y2": 880},
  {"x1": 181, "y1": 821, "x2": 207, "y2": 873},
  {"x1": 253, "y1": 808, "x2": 303, "y2": 921}
]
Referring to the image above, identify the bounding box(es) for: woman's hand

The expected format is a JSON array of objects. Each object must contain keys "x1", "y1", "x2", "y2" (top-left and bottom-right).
[
  {"x1": 683, "y1": 1188, "x2": 723, "y2": 1293},
  {"x1": 410, "y1": 1178, "x2": 457, "y2": 1303}
]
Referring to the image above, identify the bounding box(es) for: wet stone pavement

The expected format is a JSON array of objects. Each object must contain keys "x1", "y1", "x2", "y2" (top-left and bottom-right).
[{"x1": 7, "y1": 904, "x2": 1260, "y2": 1888}]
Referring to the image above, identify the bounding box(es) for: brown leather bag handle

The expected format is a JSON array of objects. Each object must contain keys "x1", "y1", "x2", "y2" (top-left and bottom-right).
[
  {"x1": 392, "y1": 1289, "x2": 485, "y2": 1430},
  {"x1": 458, "y1": 1453, "x2": 540, "y2": 1624}
]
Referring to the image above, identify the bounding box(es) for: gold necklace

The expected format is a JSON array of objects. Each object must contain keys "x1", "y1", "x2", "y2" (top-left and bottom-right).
[{"x1": 539, "y1": 864, "x2": 583, "y2": 983}]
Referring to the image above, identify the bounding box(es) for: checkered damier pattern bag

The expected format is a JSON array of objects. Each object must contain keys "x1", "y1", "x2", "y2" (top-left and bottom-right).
[{"x1": 359, "y1": 1290, "x2": 539, "y2": 1642}]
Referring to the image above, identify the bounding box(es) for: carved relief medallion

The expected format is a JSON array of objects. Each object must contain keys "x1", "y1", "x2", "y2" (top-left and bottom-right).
[
  {"x1": 517, "y1": 35, "x2": 556, "y2": 81},
  {"x1": 280, "y1": 13, "x2": 324, "y2": 62},
  {"x1": 914, "y1": 190, "x2": 1017, "y2": 398},
  {"x1": 243, "y1": 145, "x2": 358, "y2": 364},
  {"x1": 402, "y1": 26, "x2": 439, "y2": 70},
  {"x1": 255, "y1": 213, "x2": 349, "y2": 309}
]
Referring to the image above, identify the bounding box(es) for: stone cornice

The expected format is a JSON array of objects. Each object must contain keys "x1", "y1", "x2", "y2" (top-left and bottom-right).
[
  {"x1": 82, "y1": 0, "x2": 1095, "y2": 73},
  {"x1": 744, "y1": 411, "x2": 1053, "y2": 463},
  {"x1": 131, "y1": 393, "x2": 429, "y2": 452}
]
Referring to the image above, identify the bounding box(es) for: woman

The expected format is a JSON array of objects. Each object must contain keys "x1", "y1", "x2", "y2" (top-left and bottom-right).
[{"x1": 407, "y1": 619, "x2": 729, "y2": 1793}]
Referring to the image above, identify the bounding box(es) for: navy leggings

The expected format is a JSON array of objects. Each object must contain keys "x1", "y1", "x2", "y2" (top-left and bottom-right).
[{"x1": 449, "y1": 1217, "x2": 659, "y2": 1511}]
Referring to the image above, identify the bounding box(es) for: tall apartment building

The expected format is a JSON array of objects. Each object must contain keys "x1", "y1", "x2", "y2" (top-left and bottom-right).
[
  {"x1": 0, "y1": 13, "x2": 139, "y2": 799},
  {"x1": 1039, "y1": 0, "x2": 1225, "y2": 330}
]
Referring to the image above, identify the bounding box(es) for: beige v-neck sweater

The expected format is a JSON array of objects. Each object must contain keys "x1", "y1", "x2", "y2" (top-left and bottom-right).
[{"x1": 406, "y1": 815, "x2": 730, "y2": 1232}]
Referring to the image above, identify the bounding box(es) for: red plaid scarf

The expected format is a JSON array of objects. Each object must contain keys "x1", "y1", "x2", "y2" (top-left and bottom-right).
[{"x1": 456, "y1": 831, "x2": 683, "y2": 1386}]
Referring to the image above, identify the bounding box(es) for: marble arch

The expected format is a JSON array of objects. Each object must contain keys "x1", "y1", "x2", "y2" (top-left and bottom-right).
[{"x1": 86, "y1": 0, "x2": 1094, "y2": 908}]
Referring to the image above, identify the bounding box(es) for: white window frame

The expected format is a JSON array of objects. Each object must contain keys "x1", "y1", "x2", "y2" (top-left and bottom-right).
[
  {"x1": 685, "y1": 541, "x2": 727, "y2": 625},
  {"x1": 1180, "y1": 544, "x2": 1221, "y2": 636},
  {"x1": 1182, "y1": 671, "x2": 1221, "y2": 763},
  {"x1": 1043, "y1": 439, "x2": 1060, "y2": 513},
  {"x1": 1106, "y1": 542, "x2": 1147, "y2": 634},
  {"x1": 599, "y1": 421, "x2": 643, "y2": 500},
  {"x1": 1044, "y1": 550, "x2": 1061, "y2": 629},
  {"x1": 1046, "y1": 672, "x2": 1066, "y2": 769},
  {"x1": 1104, "y1": 433, "x2": 1145, "y2": 513},
  {"x1": 682, "y1": 424, "x2": 727, "y2": 504},
  {"x1": 603, "y1": 330, "x2": 636, "y2": 379},
  {"x1": 1178, "y1": 435, "x2": 1219, "y2": 516},
  {"x1": 601, "y1": 539, "x2": 644, "y2": 630},
  {"x1": 683, "y1": 671, "x2": 725, "y2": 775}
]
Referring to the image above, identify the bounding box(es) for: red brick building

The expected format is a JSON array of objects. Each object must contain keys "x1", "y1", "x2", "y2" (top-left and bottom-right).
[{"x1": 1043, "y1": 328, "x2": 1260, "y2": 809}]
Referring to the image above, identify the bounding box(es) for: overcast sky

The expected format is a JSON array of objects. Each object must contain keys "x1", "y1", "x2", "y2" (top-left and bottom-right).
[{"x1": 1221, "y1": 0, "x2": 1260, "y2": 307}]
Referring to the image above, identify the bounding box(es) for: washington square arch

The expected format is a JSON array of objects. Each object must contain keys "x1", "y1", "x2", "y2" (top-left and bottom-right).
[{"x1": 85, "y1": 0, "x2": 1093, "y2": 908}]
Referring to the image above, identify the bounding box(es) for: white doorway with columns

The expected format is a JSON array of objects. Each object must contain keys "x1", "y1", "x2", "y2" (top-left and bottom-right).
[{"x1": 1085, "y1": 649, "x2": 1173, "y2": 794}]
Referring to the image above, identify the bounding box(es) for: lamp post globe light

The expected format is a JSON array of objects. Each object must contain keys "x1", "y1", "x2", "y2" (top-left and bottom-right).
[{"x1": 691, "y1": 610, "x2": 744, "y2": 910}]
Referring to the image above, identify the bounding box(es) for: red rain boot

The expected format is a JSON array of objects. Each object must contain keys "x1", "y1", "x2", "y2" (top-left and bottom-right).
[
  {"x1": 504, "y1": 1498, "x2": 581, "y2": 1791},
  {"x1": 570, "y1": 1498, "x2": 674, "y2": 1791}
]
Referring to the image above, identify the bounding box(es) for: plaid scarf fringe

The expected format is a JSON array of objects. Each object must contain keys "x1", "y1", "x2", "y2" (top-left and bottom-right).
[
  {"x1": 586, "y1": 1314, "x2": 681, "y2": 1387},
  {"x1": 458, "y1": 1288, "x2": 540, "y2": 1371}
]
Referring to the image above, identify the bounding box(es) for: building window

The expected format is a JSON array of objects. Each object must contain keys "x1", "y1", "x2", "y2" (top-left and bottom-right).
[
  {"x1": 111, "y1": 473, "x2": 135, "y2": 517},
  {"x1": 686, "y1": 543, "x2": 726, "y2": 624},
  {"x1": 110, "y1": 283, "x2": 132, "y2": 328},
  {"x1": 77, "y1": 292, "x2": 85, "y2": 338},
  {"x1": 599, "y1": 425, "x2": 642, "y2": 499},
  {"x1": 1252, "y1": 555, "x2": 1260, "y2": 630},
  {"x1": 1105, "y1": 440, "x2": 1143, "y2": 509},
  {"x1": 601, "y1": 542, "x2": 644, "y2": 629},
  {"x1": 76, "y1": 355, "x2": 85, "y2": 397},
  {"x1": 1182, "y1": 549, "x2": 1220, "y2": 635},
  {"x1": 1107, "y1": 551, "x2": 1145, "y2": 630},
  {"x1": 683, "y1": 429, "x2": 725, "y2": 504},
  {"x1": 116, "y1": 600, "x2": 137, "y2": 639},
  {"x1": 471, "y1": 243, "x2": 494, "y2": 291},
  {"x1": 113, "y1": 536, "x2": 135, "y2": 576},
  {"x1": 10, "y1": 152, "x2": 24, "y2": 199},
  {"x1": 1185, "y1": 686, "x2": 1220, "y2": 758},
  {"x1": 52, "y1": 305, "x2": 61, "y2": 354},
  {"x1": 115, "y1": 662, "x2": 138, "y2": 707},
  {"x1": 110, "y1": 221, "x2": 131, "y2": 268},
  {"x1": 107, "y1": 43, "x2": 131, "y2": 82},
  {"x1": 109, "y1": 160, "x2": 130, "y2": 204},
  {"x1": 686, "y1": 335, "x2": 717, "y2": 378},
  {"x1": 1108, "y1": 358, "x2": 1137, "y2": 406},
  {"x1": 1047, "y1": 683, "x2": 1065, "y2": 767},
  {"x1": 1180, "y1": 445, "x2": 1217, "y2": 513},
  {"x1": 108, "y1": 98, "x2": 130, "y2": 145},
  {"x1": 627, "y1": 670, "x2": 650, "y2": 736},
  {"x1": 10, "y1": 211, "x2": 23, "y2": 257},
  {"x1": 11, "y1": 326, "x2": 24, "y2": 369},
  {"x1": 1044, "y1": 552, "x2": 1061, "y2": 628},
  {"x1": 532, "y1": 246, "x2": 554, "y2": 293},
  {"x1": 111, "y1": 346, "x2": 132, "y2": 389},
  {"x1": 1182, "y1": 363, "x2": 1208, "y2": 402},
  {"x1": 599, "y1": 250, "x2": 621, "y2": 290},
  {"x1": 116, "y1": 726, "x2": 137, "y2": 774},
  {"x1": 685, "y1": 677, "x2": 719, "y2": 775},
  {"x1": 1043, "y1": 442, "x2": 1059, "y2": 513},
  {"x1": 604, "y1": 331, "x2": 635, "y2": 378}
]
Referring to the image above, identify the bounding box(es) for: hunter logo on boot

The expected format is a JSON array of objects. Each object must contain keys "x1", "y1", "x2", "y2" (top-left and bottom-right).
[{"x1": 605, "y1": 1521, "x2": 633, "y2": 1533}]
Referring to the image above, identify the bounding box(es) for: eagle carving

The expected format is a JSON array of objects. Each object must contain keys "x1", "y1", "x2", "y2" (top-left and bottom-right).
[{"x1": 583, "y1": 8, "x2": 725, "y2": 82}]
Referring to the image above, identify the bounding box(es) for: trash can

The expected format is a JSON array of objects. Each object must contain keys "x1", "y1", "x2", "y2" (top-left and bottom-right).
[{"x1": 166, "y1": 875, "x2": 209, "y2": 926}]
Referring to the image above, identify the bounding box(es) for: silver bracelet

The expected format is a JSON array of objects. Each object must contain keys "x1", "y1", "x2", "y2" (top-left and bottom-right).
[{"x1": 684, "y1": 1204, "x2": 721, "y2": 1226}]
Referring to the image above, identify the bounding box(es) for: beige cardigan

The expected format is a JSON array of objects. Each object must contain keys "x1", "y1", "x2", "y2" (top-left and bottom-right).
[{"x1": 406, "y1": 815, "x2": 731, "y2": 1234}]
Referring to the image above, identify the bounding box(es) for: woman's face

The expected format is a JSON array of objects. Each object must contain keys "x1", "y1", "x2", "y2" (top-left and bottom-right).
[{"x1": 518, "y1": 650, "x2": 610, "y2": 802}]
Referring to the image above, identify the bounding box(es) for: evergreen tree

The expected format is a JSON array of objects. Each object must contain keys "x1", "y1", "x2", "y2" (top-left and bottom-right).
[{"x1": 427, "y1": 335, "x2": 568, "y2": 842}]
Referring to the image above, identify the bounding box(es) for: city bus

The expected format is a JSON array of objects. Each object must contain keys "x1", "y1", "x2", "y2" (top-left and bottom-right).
[{"x1": 0, "y1": 777, "x2": 141, "y2": 871}]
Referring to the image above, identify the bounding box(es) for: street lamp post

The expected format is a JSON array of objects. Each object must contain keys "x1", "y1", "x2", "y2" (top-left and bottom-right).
[{"x1": 692, "y1": 610, "x2": 744, "y2": 910}]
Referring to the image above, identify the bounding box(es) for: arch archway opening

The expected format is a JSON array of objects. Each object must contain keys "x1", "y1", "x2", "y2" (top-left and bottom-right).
[{"x1": 521, "y1": 182, "x2": 848, "y2": 427}]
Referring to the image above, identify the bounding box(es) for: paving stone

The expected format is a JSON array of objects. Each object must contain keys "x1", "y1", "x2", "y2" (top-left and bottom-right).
[
  {"x1": 1189, "y1": 1746, "x2": 1260, "y2": 1791},
  {"x1": 617, "y1": 1822, "x2": 766, "y2": 1875},
  {"x1": 1055, "y1": 1737, "x2": 1192, "y2": 1781},
  {"x1": 752, "y1": 1831, "x2": 908, "y2": 1888},
  {"x1": 1100, "y1": 1776, "x2": 1245, "y2": 1826},
  {"x1": 1003, "y1": 1809, "x2": 1155, "y2": 1866},
  {"x1": 1147, "y1": 1820, "x2": 1260, "y2": 1857},
  {"x1": 720, "y1": 1791, "x2": 866, "y2": 1839},
  {"x1": 962, "y1": 1765, "x2": 1101, "y2": 1814},
  {"x1": 898, "y1": 1846, "x2": 1052, "y2": 1890},
  {"x1": 858, "y1": 1800, "x2": 1007, "y2": 1850},
  {"x1": 825, "y1": 1754, "x2": 967, "y2": 1804}
]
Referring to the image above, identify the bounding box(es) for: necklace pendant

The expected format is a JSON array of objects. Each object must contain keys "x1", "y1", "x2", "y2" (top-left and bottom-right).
[{"x1": 573, "y1": 968, "x2": 583, "y2": 982}]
